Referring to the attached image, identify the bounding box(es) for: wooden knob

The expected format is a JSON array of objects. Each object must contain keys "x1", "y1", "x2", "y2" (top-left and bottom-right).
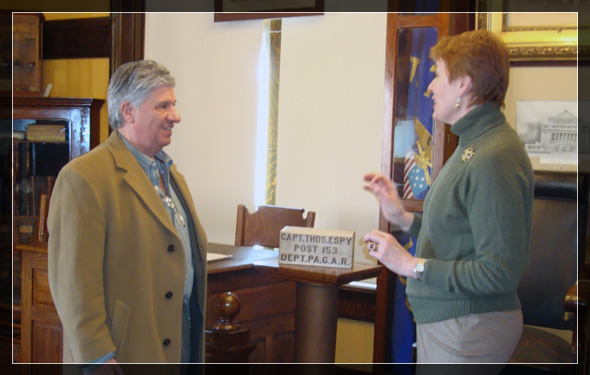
[{"x1": 212, "y1": 292, "x2": 241, "y2": 331}]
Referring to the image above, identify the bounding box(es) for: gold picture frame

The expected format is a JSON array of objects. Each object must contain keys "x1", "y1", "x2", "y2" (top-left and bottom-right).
[{"x1": 476, "y1": 1, "x2": 578, "y2": 62}]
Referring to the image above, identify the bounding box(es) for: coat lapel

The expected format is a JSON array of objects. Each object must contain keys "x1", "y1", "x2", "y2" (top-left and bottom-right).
[
  {"x1": 104, "y1": 131, "x2": 179, "y2": 238},
  {"x1": 170, "y1": 167, "x2": 206, "y2": 268}
]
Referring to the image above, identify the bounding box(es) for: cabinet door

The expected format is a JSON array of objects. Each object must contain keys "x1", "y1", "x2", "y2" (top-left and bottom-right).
[
  {"x1": 20, "y1": 251, "x2": 62, "y2": 363},
  {"x1": 13, "y1": 13, "x2": 44, "y2": 96},
  {"x1": 373, "y1": 13, "x2": 470, "y2": 363},
  {"x1": 207, "y1": 269, "x2": 296, "y2": 363}
]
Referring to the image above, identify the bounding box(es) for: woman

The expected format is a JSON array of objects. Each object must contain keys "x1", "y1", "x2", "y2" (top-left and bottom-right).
[{"x1": 363, "y1": 30, "x2": 534, "y2": 363}]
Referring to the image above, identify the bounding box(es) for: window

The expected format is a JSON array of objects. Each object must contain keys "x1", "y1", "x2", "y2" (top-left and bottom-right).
[{"x1": 255, "y1": 19, "x2": 282, "y2": 207}]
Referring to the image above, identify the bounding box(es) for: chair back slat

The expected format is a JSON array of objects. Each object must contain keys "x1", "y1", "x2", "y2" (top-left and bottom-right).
[{"x1": 235, "y1": 204, "x2": 316, "y2": 248}]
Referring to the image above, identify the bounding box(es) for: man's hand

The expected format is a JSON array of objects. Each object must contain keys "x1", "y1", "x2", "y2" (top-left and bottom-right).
[{"x1": 83, "y1": 358, "x2": 125, "y2": 375}]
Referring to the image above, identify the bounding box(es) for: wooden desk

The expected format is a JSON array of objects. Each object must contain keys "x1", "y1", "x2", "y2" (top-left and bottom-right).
[
  {"x1": 15, "y1": 241, "x2": 372, "y2": 363},
  {"x1": 253, "y1": 257, "x2": 383, "y2": 363},
  {"x1": 14, "y1": 242, "x2": 295, "y2": 363},
  {"x1": 206, "y1": 243, "x2": 298, "y2": 362}
]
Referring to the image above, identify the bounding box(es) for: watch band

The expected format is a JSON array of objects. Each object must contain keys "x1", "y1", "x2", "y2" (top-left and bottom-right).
[{"x1": 414, "y1": 258, "x2": 427, "y2": 281}]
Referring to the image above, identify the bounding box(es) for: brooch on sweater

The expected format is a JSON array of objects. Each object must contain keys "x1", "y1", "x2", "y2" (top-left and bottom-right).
[{"x1": 461, "y1": 147, "x2": 475, "y2": 162}]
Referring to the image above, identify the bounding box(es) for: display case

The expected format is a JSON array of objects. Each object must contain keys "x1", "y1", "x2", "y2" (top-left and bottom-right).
[
  {"x1": 13, "y1": 13, "x2": 44, "y2": 96},
  {"x1": 12, "y1": 97, "x2": 103, "y2": 247},
  {"x1": 12, "y1": 96, "x2": 103, "y2": 363}
]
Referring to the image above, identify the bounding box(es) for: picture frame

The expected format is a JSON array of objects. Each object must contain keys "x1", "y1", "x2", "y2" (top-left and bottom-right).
[
  {"x1": 476, "y1": 0, "x2": 579, "y2": 62},
  {"x1": 515, "y1": 100, "x2": 578, "y2": 172},
  {"x1": 214, "y1": 0, "x2": 324, "y2": 22}
]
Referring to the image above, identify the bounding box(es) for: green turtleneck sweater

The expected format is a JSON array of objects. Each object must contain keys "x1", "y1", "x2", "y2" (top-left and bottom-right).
[{"x1": 406, "y1": 103, "x2": 534, "y2": 324}]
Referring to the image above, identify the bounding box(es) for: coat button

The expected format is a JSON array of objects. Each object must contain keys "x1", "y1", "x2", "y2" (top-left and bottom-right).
[
  {"x1": 163, "y1": 338, "x2": 171, "y2": 346},
  {"x1": 167, "y1": 244, "x2": 175, "y2": 252},
  {"x1": 165, "y1": 291, "x2": 173, "y2": 299}
]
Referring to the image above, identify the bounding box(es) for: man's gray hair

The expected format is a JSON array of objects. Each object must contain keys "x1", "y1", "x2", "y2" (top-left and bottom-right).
[{"x1": 107, "y1": 60, "x2": 176, "y2": 130}]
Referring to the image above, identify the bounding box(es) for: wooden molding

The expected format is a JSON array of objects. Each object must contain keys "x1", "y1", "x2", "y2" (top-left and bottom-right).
[{"x1": 110, "y1": 13, "x2": 145, "y2": 75}]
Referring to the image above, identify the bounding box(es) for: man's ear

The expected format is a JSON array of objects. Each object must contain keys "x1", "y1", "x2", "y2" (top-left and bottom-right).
[{"x1": 120, "y1": 101, "x2": 135, "y2": 124}]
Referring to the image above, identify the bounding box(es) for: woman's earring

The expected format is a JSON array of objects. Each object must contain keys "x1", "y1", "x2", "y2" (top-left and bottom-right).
[{"x1": 456, "y1": 97, "x2": 461, "y2": 108}]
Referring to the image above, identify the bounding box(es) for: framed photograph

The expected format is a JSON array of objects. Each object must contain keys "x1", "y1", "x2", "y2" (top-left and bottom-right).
[
  {"x1": 214, "y1": 0, "x2": 324, "y2": 22},
  {"x1": 515, "y1": 100, "x2": 577, "y2": 172},
  {"x1": 476, "y1": 0, "x2": 579, "y2": 61}
]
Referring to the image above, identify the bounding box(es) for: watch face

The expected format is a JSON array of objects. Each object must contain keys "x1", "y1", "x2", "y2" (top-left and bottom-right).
[{"x1": 416, "y1": 263, "x2": 425, "y2": 272}]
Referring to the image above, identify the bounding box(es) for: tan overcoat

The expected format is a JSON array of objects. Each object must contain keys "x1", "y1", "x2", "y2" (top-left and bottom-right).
[{"x1": 47, "y1": 131, "x2": 207, "y2": 363}]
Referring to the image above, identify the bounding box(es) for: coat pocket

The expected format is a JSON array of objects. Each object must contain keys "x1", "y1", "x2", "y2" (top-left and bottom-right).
[{"x1": 110, "y1": 299, "x2": 130, "y2": 350}]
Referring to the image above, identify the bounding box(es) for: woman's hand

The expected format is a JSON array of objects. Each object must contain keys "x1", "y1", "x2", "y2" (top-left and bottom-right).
[
  {"x1": 363, "y1": 173, "x2": 414, "y2": 231},
  {"x1": 363, "y1": 230, "x2": 420, "y2": 278}
]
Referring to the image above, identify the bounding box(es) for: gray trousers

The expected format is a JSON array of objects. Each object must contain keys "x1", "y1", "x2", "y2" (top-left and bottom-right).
[{"x1": 416, "y1": 309, "x2": 522, "y2": 367}]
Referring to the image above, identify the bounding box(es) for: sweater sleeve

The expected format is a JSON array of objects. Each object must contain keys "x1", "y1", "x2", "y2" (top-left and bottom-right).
[
  {"x1": 47, "y1": 167, "x2": 117, "y2": 362},
  {"x1": 422, "y1": 147, "x2": 533, "y2": 297},
  {"x1": 407, "y1": 213, "x2": 422, "y2": 239}
]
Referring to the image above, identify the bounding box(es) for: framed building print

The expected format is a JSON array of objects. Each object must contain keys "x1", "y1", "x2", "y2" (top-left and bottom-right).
[{"x1": 515, "y1": 100, "x2": 577, "y2": 172}]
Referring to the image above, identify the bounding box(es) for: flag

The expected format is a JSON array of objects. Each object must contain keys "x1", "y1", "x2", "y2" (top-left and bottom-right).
[
  {"x1": 403, "y1": 150, "x2": 429, "y2": 200},
  {"x1": 390, "y1": 27, "x2": 438, "y2": 363},
  {"x1": 402, "y1": 151, "x2": 415, "y2": 199},
  {"x1": 390, "y1": 231, "x2": 417, "y2": 364}
]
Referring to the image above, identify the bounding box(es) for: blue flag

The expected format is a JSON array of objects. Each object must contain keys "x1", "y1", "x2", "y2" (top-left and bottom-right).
[{"x1": 391, "y1": 27, "x2": 437, "y2": 363}]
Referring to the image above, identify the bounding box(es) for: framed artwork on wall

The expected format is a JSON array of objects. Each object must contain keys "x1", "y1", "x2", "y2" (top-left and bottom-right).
[
  {"x1": 214, "y1": 0, "x2": 324, "y2": 21},
  {"x1": 476, "y1": 0, "x2": 579, "y2": 62},
  {"x1": 515, "y1": 100, "x2": 578, "y2": 172}
]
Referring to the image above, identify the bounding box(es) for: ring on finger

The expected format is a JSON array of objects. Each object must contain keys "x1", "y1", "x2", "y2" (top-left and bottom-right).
[{"x1": 368, "y1": 242, "x2": 377, "y2": 251}]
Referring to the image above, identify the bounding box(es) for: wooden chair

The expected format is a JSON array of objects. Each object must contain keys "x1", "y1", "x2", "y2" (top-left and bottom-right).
[
  {"x1": 502, "y1": 172, "x2": 589, "y2": 374},
  {"x1": 235, "y1": 204, "x2": 316, "y2": 248},
  {"x1": 405, "y1": 172, "x2": 589, "y2": 372}
]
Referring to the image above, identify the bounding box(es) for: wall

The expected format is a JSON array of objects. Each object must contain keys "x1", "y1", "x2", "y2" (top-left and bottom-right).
[
  {"x1": 142, "y1": 12, "x2": 577, "y2": 363},
  {"x1": 276, "y1": 14, "x2": 386, "y2": 262},
  {"x1": 145, "y1": 13, "x2": 387, "y2": 263},
  {"x1": 145, "y1": 12, "x2": 386, "y2": 362},
  {"x1": 145, "y1": 13, "x2": 262, "y2": 244}
]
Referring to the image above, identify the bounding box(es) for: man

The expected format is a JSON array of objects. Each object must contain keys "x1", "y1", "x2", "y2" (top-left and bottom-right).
[{"x1": 47, "y1": 60, "x2": 207, "y2": 366}]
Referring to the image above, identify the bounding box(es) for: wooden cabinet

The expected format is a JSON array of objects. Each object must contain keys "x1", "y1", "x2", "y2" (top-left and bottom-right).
[
  {"x1": 12, "y1": 97, "x2": 103, "y2": 249},
  {"x1": 11, "y1": 97, "x2": 103, "y2": 363},
  {"x1": 15, "y1": 240, "x2": 298, "y2": 363},
  {"x1": 16, "y1": 242, "x2": 61, "y2": 363},
  {"x1": 13, "y1": 13, "x2": 44, "y2": 96}
]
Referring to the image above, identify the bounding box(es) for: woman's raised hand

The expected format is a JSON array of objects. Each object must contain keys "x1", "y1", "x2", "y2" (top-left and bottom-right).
[{"x1": 363, "y1": 173, "x2": 414, "y2": 232}]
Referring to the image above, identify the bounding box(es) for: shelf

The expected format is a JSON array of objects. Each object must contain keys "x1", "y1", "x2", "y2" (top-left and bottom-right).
[
  {"x1": 11, "y1": 96, "x2": 103, "y2": 363},
  {"x1": 13, "y1": 13, "x2": 43, "y2": 97}
]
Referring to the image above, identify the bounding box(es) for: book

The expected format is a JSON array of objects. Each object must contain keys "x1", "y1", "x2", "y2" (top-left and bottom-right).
[{"x1": 27, "y1": 124, "x2": 67, "y2": 142}]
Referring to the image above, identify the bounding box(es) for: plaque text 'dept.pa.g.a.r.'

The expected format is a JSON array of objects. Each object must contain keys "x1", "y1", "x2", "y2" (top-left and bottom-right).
[{"x1": 278, "y1": 227, "x2": 354, "y2": 269}]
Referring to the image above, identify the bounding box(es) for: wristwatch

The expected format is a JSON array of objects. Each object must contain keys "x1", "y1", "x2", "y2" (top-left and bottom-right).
[{"x1": 414, "y1": 258, "x2": 427, "y2": 281}]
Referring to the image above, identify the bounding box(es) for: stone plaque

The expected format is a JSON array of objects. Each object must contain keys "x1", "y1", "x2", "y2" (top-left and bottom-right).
[{"x1": 279, "y1": 227, "x2": 355, "y2": 269}]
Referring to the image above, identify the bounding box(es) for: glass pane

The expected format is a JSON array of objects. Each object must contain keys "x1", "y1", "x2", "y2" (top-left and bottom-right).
[
  {"x1": 13, "y1": 119, "x2": 70, "y2": 217},
  {"x1": 392, "y1": 27, "x2": 437, "y2": 200}
]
